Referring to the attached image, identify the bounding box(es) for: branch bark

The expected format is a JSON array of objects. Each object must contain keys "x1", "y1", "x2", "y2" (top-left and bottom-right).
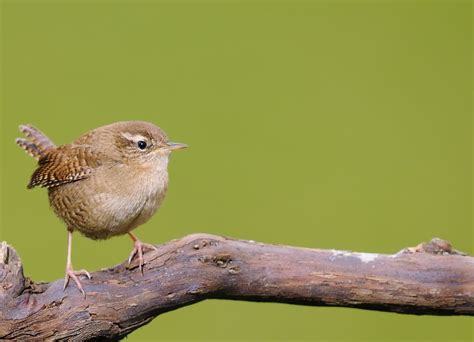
[{"x1": 0, "y1": 234, "x2": 473, "y2": 340}]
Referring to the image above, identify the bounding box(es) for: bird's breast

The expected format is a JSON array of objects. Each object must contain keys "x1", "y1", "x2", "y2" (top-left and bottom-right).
[
  {"x1": 50, "y1": 158, "x2": 170, "y2": 239},
  {"x1": 106, "y1": 161, "x2": 169, "y2": 230}
]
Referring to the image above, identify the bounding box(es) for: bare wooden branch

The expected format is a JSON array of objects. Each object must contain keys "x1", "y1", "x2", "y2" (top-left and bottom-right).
[{"x1": 0, "y1": 234, "x2": 473, "y2": 340}]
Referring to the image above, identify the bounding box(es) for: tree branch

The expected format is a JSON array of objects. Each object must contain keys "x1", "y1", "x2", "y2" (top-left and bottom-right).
[{"x1": 0, "y1": 234, "x2": 472, "y2": 340}]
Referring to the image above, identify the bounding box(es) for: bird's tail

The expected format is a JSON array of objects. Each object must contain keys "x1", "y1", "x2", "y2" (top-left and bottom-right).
[{"x1": 15, "y1": 124, "x2": 56, "y2": 160}]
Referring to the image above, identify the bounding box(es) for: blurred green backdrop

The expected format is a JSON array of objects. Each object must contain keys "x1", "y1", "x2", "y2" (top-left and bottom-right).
[{"x1": 1, "y1": 1, "x2": 472, "y2": 341}]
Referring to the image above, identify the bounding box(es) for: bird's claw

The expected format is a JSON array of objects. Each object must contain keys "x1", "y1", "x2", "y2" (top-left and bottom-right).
[
  {"x1": 63, "y1": 266, "x2": 91, "y2": 298},
  {"x1": 128, "y1": 240, "x2": 158, "y2": 274}
]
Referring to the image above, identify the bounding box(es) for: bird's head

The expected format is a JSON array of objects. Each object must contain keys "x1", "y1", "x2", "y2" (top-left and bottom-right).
[{"x1": 96, "y1": 121, "x2": 187, "y2": 166}]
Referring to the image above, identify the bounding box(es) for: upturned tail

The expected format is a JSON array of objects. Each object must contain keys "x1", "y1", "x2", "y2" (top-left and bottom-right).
[{"x1": 15, "y1": 124, "x2": 56, "y2": 160}]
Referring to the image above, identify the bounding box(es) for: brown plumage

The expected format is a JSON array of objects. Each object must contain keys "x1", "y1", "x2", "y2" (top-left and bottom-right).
[
  {"x1": 16, "y1": 124, "x2": 55, "y2": 161},
  {"x1": 16, "y1": 121, "x2": 187, "y2": 297},
  {"x1": 28, "y1": 145, "x2": 101, "y2": 189}
]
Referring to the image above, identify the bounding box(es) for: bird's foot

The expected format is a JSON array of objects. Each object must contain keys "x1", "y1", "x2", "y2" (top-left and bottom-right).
[
  {"x1": 63, "y1": 265, "x2": 91, "y2": 298},
  {"x1": 128, "y1": 239, "x2": 158, "y2": 273}
]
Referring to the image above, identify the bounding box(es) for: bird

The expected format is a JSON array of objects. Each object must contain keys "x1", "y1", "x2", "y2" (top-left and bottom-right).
[{"x1": 16, "y1": 121, "x2": 187, "y2": 296}]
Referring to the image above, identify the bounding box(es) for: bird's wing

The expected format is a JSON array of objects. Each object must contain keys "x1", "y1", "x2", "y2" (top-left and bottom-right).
[{"x1": 28, "y1": 145, "x2": 105, "y2": 189}]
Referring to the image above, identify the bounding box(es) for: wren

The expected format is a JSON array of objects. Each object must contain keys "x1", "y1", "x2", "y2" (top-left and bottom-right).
[{"x1": 16, "y1": 121, "x2": 187, "y2": 296}]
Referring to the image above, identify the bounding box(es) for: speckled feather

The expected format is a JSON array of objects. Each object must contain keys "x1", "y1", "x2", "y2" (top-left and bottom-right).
[
  {"x1": 15, "y1": 138, "x2": 44, "y2": 160},
  {"x1": 16, "y1": 124, "x2": 56, "y2": 161},
  {"x1": 28, "y1": 145, "x2": 104, "y2": 189},
  {"x1": 19, "y1": 124, "x2": 56, "y2": 151}
]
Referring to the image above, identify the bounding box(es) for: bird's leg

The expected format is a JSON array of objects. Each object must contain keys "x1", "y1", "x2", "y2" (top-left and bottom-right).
[
  {"x1": 128, "y1": 232, "x2": 158, "y2": 273},
  {"x1": 63, "y1": 230, "x2": 91, "y2": 298}
]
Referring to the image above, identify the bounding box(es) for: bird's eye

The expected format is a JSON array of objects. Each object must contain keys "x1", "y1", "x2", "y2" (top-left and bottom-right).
[{"x1": 137, "y1": 140, "x2": 147, "y2": 150}]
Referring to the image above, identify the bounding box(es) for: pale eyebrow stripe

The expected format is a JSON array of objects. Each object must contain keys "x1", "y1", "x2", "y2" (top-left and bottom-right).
[{"x1": 121, "y1": 132, "x2": 148, "y2": 142}]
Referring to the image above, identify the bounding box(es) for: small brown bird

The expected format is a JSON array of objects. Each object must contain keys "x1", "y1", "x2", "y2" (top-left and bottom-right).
[{"x1": 16, "y1": 121, "x2": 187, "y2": 296}]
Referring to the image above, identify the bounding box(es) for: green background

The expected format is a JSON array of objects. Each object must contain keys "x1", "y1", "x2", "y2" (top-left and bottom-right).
[{"x1": 1, "y1": 1, "x2": 472, "y2": 341}]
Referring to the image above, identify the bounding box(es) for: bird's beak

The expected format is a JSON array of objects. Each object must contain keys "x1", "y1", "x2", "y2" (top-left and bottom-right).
[{"x1": 165, "y1": 141, "x2": 188, "y2": 150}]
